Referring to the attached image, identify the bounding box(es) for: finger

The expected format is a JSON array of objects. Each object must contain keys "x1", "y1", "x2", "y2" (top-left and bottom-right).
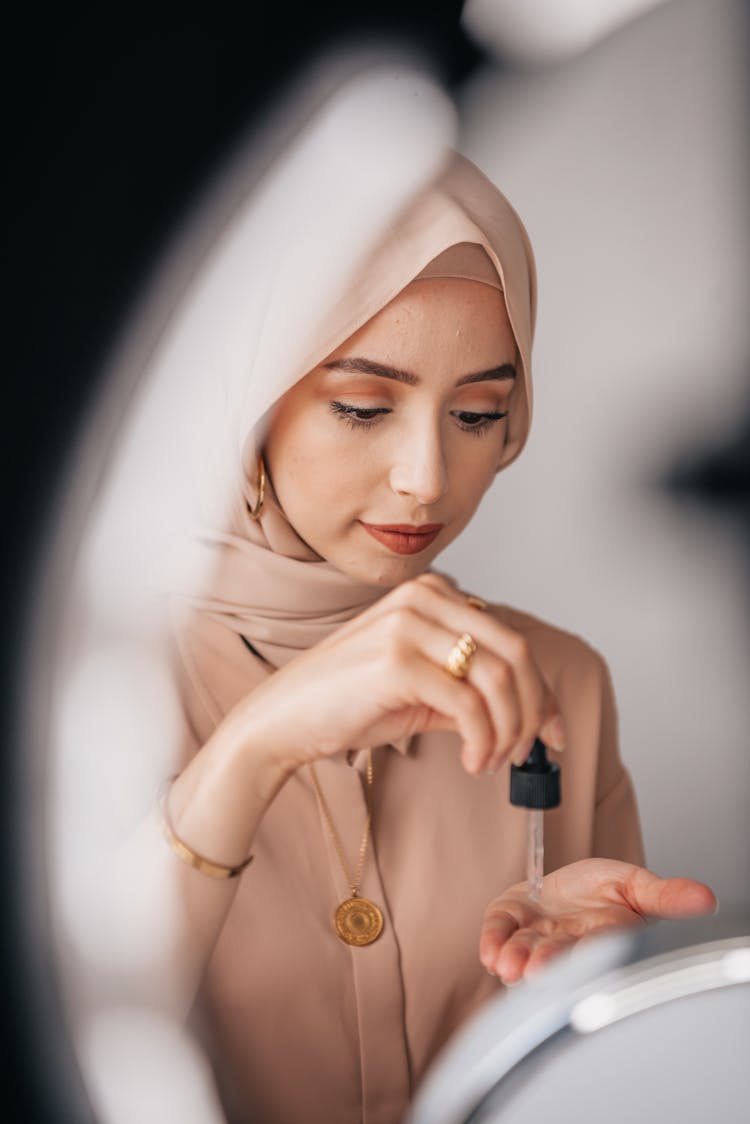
[
  {"x1": 409, "y1": 588, "x2": 526, "y2": 768},
  {"x1": 524, "y1": 935, "x2": 577, "y2": 977},
  {"x1": 378, "y1": 606, "x2": 506, "y2": 771},
  {"x1": 537, "y1": 705, "x2": 567, "y2": 757},
  {"x1": 479, "y1": 659, "x2": 562, "y2": 770},
  {"x1": 479, "y1": 911, "x2": 519, "y2": 970},
  {"x1": 412, "y1": 583, "x2": 565, "y2": 757},
  {"x1": 317, "y1": 573, "x2": 469, "y2": 654},
  {"x1": 466, "y1": 654, "x2": 524, "y2": 767},
  {"x1": 490, "y1": 631, "x2": 560, "y2": 766},
  {"x1": 413, "y1": 571, "x2": 465, "y2": 598},
  {"x1": 365, "y1": 578, "x2": 564, "y2": 764},
  {"x1": 495, "y1": 929, "x2": 543, "y2": 984},
  {"x1": 395, "y1": 647, "x2": 496, "y2": 772},
  {"x1": 625, "y1": 869, "x2": 718, "y2": 919},
  {"x1": 480, "y1": 894, "x2": 540, "y2": 963},
  {"x1": 388, "y1": 572, "x2": 468, "y2": 615},
  {"x1": 416, "y1": 575, "x2": 492, "y2": 617},
  {"x1": 327, "y1": 596, "x2": 502, "y2": 771}
]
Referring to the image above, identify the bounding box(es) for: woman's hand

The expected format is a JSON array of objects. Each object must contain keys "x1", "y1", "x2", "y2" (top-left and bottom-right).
[
  {"x1": 479, "y1": 859, "x2": 717, "y2": 985},
  {"x1": 225, "y1": 573, "x2": 565, "y2": 781}
]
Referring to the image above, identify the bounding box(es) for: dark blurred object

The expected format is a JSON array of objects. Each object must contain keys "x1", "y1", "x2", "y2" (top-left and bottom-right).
[
  {"x1": 1, "y1": 8, "x2": 483, "y2": 1123},
  {"x1": 666, "y1": 403, "x2": 750, "y2": 519},
  {"x1": 407, "y1": 914, "x2": 750, "y2": 1124},
  {"x1": 664, "y1": 394, "x2": 750, "y2": 595}
]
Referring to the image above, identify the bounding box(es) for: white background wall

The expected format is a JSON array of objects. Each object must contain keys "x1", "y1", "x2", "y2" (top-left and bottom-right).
[{"x1": 441, "y1": 0, "x2": 750, "y2": 907}]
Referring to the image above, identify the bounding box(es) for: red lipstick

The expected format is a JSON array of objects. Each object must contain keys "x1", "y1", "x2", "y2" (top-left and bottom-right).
[{"x1": 359, "y1": 522, "x2": 444, "y2": 555}]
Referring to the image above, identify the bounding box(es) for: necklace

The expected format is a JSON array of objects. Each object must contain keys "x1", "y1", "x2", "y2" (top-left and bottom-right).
[
  {"x1": 240, "y1": 635, "x2": 383, "y2": 944},
  {"x1": 308, "y1": 749, "x2": 384, "y2": 947}
]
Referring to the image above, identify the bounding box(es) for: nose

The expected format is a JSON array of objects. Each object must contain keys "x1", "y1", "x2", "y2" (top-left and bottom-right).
[{"x1": 388, "y1": 421, "x2": 449, "y2": 505}]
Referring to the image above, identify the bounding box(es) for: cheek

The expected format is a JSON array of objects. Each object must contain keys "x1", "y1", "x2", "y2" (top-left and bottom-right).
[
  {"x1": 486, "y1": 420, "x2": 510, "y2": 475},
  {"x1": 282, "y1": 446, "x2": 331, "y2": 502},
  {"x1": 272, "y1": 423, "x2": 369, "y2": 512},
  {"x1": 452, "y1": 431, "x2": 506, "y2": 488},
  {"x1": 449, "y1": 443, "x2": 504, "y2": 525}
]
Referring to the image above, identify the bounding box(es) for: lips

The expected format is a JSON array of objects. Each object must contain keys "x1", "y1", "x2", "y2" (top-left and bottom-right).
[{"x1": 359, "y1": 521, "x2": 444, "y2": 555}]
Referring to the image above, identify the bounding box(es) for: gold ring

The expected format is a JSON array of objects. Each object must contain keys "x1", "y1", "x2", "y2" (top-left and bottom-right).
[
  {"x1": 445, "y1": 633, "x2": 478, "y2": 679},
  {"x1": 466, "y1": 595, "x2": 487, "y2": 611}
]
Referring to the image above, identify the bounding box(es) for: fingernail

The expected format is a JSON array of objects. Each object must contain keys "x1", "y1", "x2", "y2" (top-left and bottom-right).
[
  {"x1": 712, "y1": 899, "x2": 721, "y2": 917},
  {"x1": 511, "y1": 740, "x2": 534, "y2": 767},
  {"x1": 489, "y1": 751, "x2": 508, "y2": 773},
  {"x1": 462, "y1": 750, "x2": 480, "y2": 776},
  {"x1": 548, "y1": 716, "x2": 566, "y2": 750}
]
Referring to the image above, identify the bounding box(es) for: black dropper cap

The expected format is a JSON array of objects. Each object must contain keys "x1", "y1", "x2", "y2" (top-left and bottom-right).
[{"x1": 510, "y1": 738, "x2": 561, "y2": 809}]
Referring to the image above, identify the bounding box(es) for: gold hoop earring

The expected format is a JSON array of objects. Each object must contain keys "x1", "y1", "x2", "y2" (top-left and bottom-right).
[{"x1": 247, "y1": 454, "x2": 266, "y2": 520}]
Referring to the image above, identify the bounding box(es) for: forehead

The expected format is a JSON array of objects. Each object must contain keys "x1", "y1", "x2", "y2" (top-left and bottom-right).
[{"x1": 328, "y1": 277, "x2": 516, "y2": 368}]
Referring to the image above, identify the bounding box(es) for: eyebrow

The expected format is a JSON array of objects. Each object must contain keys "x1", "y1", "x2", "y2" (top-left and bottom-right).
[{"x1": 322, "y1": 356, "x2": 517, "y2": 387}]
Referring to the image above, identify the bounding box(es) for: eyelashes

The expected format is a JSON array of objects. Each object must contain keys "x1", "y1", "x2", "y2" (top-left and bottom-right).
[
  {"x1": 452, "y1": 410, "x2": 509, "y2": 437},
  {"x1": 328, "y1": 401, "x2": 508, "y2": 437},
  {"x1": 328, "y1": 402, "x2": 389, "y2": 430}
]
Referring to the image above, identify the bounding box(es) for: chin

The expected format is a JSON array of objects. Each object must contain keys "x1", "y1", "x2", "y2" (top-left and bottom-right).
[{"x1": 337, "y1": 550, "x2": 438, "y2": 589}]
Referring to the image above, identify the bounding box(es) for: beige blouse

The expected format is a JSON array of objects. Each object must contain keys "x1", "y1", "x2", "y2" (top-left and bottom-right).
[{"x1": 171, "y1": 598, "x2": 644, "y2": 1124}]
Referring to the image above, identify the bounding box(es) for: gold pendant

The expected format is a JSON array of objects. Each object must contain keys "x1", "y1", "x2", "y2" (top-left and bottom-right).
[{"x1": 334, "y1": 896, "x2": 384, "y2": 946}]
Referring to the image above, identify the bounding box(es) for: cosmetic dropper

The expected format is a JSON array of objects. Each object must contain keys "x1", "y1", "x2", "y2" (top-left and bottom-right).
[{"x1": 510, "y1": 739, "x2": 561, "y2": 902}]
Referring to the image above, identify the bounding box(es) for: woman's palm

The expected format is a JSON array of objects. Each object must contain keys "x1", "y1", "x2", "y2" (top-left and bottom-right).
[{"x1": 480, "y1": 858, "x2": 716, "y2": 984}]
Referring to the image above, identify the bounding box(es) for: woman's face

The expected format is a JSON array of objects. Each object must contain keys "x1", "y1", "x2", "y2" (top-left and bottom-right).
[{"x1": 264, "y1": 277, "x2": 519, "y2": 587}]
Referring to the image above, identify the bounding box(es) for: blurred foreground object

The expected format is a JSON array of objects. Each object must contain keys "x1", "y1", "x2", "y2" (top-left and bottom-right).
[
  {"x1": 32, "y1": 54, "x2": 456, "y2": 1124},
  {"x1": 407, "y1": 914, "x2": 750, "y2": 1123},
  {"x1": 462, "y1": 0, "x2": 669, "y2": 64}
]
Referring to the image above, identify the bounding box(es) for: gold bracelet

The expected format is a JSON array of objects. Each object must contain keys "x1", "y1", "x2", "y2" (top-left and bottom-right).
[{"x1": 157, "y1": 775, "x2": 254, "y2": 880}]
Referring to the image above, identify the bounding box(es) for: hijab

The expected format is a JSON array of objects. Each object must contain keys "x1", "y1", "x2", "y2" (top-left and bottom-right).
[{"x1": 173, "y1": 146, "x2": 537, "y2": 687}]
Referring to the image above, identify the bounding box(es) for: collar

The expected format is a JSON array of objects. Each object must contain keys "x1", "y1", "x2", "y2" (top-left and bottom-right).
[{"x1": 346, "y1": 734, "x2": 414, "y2": 770}]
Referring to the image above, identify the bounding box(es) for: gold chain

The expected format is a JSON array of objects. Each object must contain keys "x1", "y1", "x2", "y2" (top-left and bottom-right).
[{"x1": 308, "y1": 750, "x2": 373, "y2": 897}]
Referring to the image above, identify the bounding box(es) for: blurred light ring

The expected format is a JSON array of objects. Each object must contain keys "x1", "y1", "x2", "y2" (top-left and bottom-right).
[{"x1": 571, "y1": 935, "x2": 750, "y2": 1032}]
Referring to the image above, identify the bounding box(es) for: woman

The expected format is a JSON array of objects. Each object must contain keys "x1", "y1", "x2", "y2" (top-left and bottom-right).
[{"x1": 159, "y1": 150, "x2": 715, "y2": 1124}]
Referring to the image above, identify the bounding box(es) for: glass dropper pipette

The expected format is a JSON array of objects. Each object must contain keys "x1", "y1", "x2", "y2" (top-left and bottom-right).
[
  {"x1": 510, "y1": 739, "x2": 561, "y2": 901},
  {"x1": 527, "y1": 807, "x2": 544, "y2": 901}
]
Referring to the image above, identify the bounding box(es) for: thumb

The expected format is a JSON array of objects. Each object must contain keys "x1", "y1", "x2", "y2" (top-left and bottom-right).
[{"x1": 627, "y1": 868, "x2": 718, "y2": 919}]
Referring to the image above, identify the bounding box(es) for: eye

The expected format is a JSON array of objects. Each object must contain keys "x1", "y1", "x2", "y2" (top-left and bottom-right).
[
  {"x1": 329, "y1": 401, "x2": 391, "y2": 431},
  {"x1": 452, "y1": 410, "x2": 508, "y2": 436}
]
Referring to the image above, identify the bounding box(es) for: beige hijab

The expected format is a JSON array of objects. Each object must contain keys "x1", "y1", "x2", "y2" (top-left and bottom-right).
[{"x1": 175, "y1": 151, "x2": 537, "y2": 679}]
